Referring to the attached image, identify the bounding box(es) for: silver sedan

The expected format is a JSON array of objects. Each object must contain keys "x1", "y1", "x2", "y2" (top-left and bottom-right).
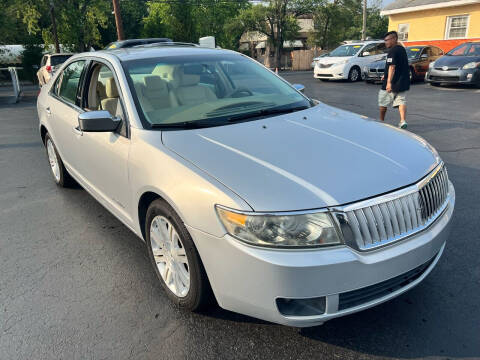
[{"x1": 37, "y1": 46, "x2": 455, "y2": 327}]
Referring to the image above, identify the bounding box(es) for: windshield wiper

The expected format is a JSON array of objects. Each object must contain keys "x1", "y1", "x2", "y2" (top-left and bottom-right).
[
  {"x1": 227, "y1": 105, "x2": 310, "y2": 123},
  {"x1": 150, "y1": 120, "x2": 219, "y2": 129}
]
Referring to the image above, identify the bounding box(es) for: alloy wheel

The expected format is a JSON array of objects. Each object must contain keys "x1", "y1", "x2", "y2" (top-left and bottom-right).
[
  {"x1": 150, "y1": 216, "x2": 190, "y2": 298},
  {"x1": 46, "y1": 139, "x2": 61, "y2": 182},
  {"x1": 350, "y1": 68, "x2": 359, "y2": 81}
]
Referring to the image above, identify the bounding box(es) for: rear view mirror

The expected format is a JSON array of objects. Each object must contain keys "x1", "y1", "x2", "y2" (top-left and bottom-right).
[
  {"x1": 421, "y1": 54, "x2": 428, "y2": 59},
  {"x1": 78, "y1": 110, "x2": 121, "y2": 132},
  {"x1": 362, "y1": 51, "x2": 370, "y2": 57}
]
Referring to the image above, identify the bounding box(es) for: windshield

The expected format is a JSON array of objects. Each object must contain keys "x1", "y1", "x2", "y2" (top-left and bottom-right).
[
  {"x1": 50, "y1": 55, "x2": 72, "y2": 66},
  {"x1": 123, "y1": 54, "x2": 310, "y2": 129},
  {"x1": 406, "y1": 47, "x2": 423, "y2": 59},
  {"x1": 447, "y1": 43, "x2": 480, "y2": 56},
  {"x1": 329, "y1": 44, "x2": 362, "y2": 57}
]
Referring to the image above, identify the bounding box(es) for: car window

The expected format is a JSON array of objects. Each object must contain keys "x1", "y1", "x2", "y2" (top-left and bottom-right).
[
  {"x1": 361, "y1": 44, "x2": 377, "y2": 56},
  {"x1": 406, "y1": 47, "x2": 421, "y2": 59},
  {"x1": 329, "y1": 44, "x2": 362, "y2": 57},
  {"x1": 376, "y1": 43, "x2": 387, "y2": 54},
  {"x1": 123, "y1": 54, "x2": 310, "y2": 128},
  {"x1": 447, "y1": 43, "x2": 469, "y2": 55},
  {"x1": 57, "y1": 60, "x2": 86, "y2": 105},
  {"x1": 467, "y1": 44, "x2": 480, "y2": 55},
  {"x1": 85, "y1": 63, "x2": 125, "y2": 120},
  {"x1": 51, "y1": 55, "x2": 72, "y2": 66}
]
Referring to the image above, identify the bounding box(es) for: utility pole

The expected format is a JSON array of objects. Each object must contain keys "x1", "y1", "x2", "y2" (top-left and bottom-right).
[
  {"x1": 361, "y1": 0, "x2": 367, "y2": 40},
  {"x1": 49, "y1": 0, "x2": 60, "y2": 52},
  {"x1": 112, "y1": 0, "x2": 125, "y2": 41}
]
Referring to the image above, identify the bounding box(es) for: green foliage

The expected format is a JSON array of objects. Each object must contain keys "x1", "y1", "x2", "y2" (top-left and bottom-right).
[
  {"x1": 21, "y1": 44, "x2": 44, "y2": 82},
  {"x1": 142, "y1": 0, "x2": 249, "y2": 48},
  {"x1": 310, "y1": 0, "x2": 388, "y2": 50},
  {"x1": 231, "y1": 0, "x2": 316, "y2": 67},
  {"x1": 0, "y1": 0, "x2": 387, "y2": 58}
]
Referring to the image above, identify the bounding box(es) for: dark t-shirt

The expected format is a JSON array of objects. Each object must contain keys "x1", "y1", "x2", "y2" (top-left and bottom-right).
[{"x1": 382, "y1": 45, "x2": 410, "y2": 93}]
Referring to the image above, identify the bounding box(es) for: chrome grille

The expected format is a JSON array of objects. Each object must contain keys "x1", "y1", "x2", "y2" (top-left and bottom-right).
[{"x1": 338, "y1": 164, "x2": 450, "y2": 250}]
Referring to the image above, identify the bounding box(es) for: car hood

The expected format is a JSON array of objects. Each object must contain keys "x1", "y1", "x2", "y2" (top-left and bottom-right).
[
  {"x1": 318, "y1": 56, "x2": 351, "y2": 65},
  {"x1": 162, "y1": 104, "x2": 440, "y2": 211},
  {"x1": 434, "y1": 55, "x2": 480, "y2": 67}
]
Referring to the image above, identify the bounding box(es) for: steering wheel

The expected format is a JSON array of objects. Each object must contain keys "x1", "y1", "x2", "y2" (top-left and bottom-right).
[{"x1": 228, "y1": 87, "x2": 253, "y2": 98}]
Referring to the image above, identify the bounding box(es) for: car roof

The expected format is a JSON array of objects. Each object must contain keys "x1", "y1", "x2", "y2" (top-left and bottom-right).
[
  {"x1": 47, "y1": 53, "x2": 74, "y2": 56},
  {"x1": 95, "y1": 46, "x2": 236, "y2": 62},
  {"x1": 343, "y1": 40, "x2": 383, "y2": 46}
]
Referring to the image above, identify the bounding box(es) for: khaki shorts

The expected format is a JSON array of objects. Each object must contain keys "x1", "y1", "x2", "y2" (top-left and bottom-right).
[{"x1": 378, "y1": 90, "x2": 407, "y2": 108}]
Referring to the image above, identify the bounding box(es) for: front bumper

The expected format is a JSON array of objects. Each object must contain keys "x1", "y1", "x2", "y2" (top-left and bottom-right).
[
  {"x1": 189, "y1": 184, "x2": 455, "y2": 327},
  {"x1": 314, "y1": 64, "x2": 346, "y2": 80},
  {"x1": 426, "y1": 67, "x2": 480, "y2": 84},
  {"x1": 365, "y1": 69, "x2": 383, "y2": 82}
]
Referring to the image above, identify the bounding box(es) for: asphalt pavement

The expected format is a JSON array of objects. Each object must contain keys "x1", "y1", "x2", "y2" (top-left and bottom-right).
[{"x1": 1, "y1": 78, "x2": 479, "y2": 360}]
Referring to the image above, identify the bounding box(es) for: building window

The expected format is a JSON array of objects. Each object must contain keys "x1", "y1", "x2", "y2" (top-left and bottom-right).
[
  {"x1": 445, "y1": 15, "x2": 469, "y2": 39},
  {"x1": 398, "y1": 24, "x2": 409, "y2": 41}
]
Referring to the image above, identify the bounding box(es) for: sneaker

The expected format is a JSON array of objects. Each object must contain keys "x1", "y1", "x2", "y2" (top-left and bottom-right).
[{"x1": 398, "y1": 121, "x2": 408, "y2": 129}]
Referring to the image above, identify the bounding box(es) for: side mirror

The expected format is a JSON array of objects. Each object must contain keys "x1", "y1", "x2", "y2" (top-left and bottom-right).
[
  {"x1": 421, "y1": 54, "x2": 428, "y2": 59},
  {"x1": 78, "y1": 110, "x2": 121, "y2": 132},
  {"x1": 362, "y1": 51, "x2": 370, "y2": 57},
  {"x1": 292, "y1": 83, "x2": 305, "y2": 93}
]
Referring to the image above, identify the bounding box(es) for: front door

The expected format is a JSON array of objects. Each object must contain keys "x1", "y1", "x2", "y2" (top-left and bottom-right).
[
  {"x1": 47, "y1": 60, "x2": 86, "y2": 172},
  {"x1": 75, "y1": 62, "x2": 133, "y2": 226}
]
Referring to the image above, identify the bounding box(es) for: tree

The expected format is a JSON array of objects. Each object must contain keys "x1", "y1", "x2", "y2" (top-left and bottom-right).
[
  {"x1": 11, "y1": 0, "x2": 111, "y2": 51},
  {"x1": 143, "y1": 0, "x2": 197, "y2": 42},
  {"x1": 142, "y1": 0, "x2": 249, "y2": 48},
  {"x1": 234, "y1": 0, "x2": 316, "y2": 68},
  {"x1": 308, "y1": 0, "x2": 387, "y2": 50}
]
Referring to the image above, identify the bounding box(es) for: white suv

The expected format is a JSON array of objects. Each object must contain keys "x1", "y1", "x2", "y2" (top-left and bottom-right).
[
  {"x1": 37, "y1": 53, "x2": 73, "y2": 86},
  {"x1": 314, "y1": 41, "x2": 386, "y2": 82}
]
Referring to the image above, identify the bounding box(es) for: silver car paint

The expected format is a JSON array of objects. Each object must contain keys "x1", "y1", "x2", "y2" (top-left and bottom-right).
[
  {"x1": 163, "y1": 103, "x2": 439, "y2": 211},
  {"x1": 37, "y1": 48, "x2": 454, "y2": 327}
]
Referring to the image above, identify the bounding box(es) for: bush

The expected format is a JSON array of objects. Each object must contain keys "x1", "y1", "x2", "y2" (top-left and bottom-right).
[{"x1": 21, "y1": 44, "x2": 43, "y2": 83}]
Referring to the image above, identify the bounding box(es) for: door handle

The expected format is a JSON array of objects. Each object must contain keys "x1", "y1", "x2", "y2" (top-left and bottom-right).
[
  {"x1": 45, "y1": 107, "x2": 51, "y2": 115},
  {"x1": 72, "y1": 126, "x2": 83, "y2": 136}
]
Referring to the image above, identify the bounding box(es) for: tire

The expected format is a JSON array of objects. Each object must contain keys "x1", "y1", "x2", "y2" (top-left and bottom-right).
[
  {"x1": 348, "y1": 67, "x2": 361, "y2": 82},
  {"x1": 409, "y1": 68, "x2": 415, "y2": 83},
  {"x1": 44, "y1": 133, "x2": 75, "y2": 187},
  {"x1": 145, "y1": 199, "x2": 212, "y2": 311}
]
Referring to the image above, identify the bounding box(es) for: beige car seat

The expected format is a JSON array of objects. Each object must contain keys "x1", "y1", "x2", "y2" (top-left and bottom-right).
[
  {"x1": 172, "y1": 67, "x2": 217, "y2": 106},
  {"x1": 141, "y1": 75, "x2": 178, "y2": 111},
  {"x1": 101, "y1": 77, "x2": 121, "y2": 117}
]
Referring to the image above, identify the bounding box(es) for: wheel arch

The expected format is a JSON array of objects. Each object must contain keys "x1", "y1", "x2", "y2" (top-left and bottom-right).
[
  {"x1": 40, "y1": 124, "x2": 48, "y2": 145},
  {"x1": 138, "y1": 191, "x2": 163, "y2": 241}
]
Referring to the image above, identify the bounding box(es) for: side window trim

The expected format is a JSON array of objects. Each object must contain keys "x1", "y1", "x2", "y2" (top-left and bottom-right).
[
  {"x1": 81, "y1": 58, "x2": 130, "y2": 138},
  {"x1": 49, "y1": 59, "x2": 87, "y2": 113}
]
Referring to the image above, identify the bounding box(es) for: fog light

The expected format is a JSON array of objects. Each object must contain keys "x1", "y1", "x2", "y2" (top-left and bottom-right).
[
  {"x1": 276, "y1": 296, "x2": 326, "y2": 316},
  {"x1": 467, "y1": 73, "x2": 473, "y2": 80}
]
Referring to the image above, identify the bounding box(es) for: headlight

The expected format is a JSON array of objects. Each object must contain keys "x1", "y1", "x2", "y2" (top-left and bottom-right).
[
  {"x1": 429, "y1": 61, "x2": 435, "y2": 69},
  {"x1": 463, "y1": 62, "x2": 480, "y2": 69},
  {"x1": 216, "y1": 206, "x2": 342, "y2": 248},
  {"x1": 336, "y1": 59, "x2": 348, "y2": 65}
]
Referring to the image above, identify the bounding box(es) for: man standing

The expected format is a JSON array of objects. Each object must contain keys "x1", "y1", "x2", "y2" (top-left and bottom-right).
[{"x1": 379, "y1": 31, "x2": 410, "y2": 128}]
